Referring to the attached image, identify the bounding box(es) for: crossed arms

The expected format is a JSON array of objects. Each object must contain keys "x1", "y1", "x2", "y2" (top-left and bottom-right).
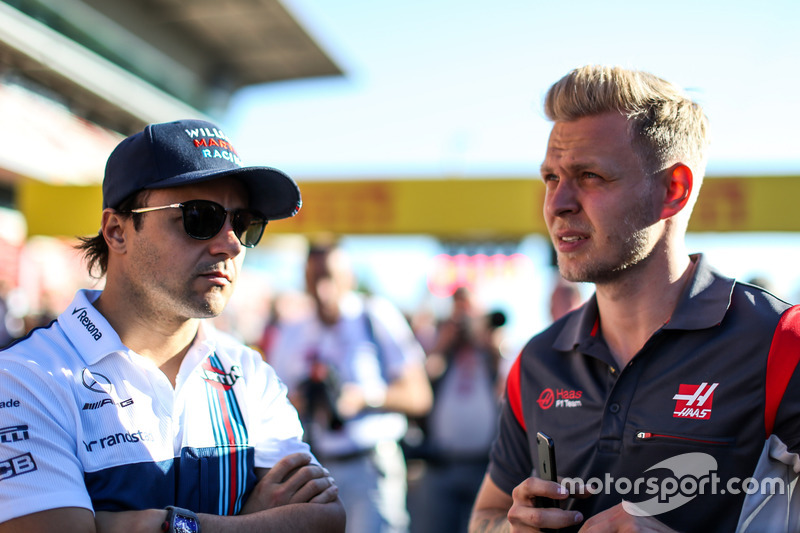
[{"x1": 0, "y1": 452, "x2": 345, "y2": 533}]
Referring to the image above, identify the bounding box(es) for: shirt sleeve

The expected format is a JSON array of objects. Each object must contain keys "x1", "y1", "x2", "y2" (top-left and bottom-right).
[
  {"x1": 365, "y1": 296, "x2": 426, "y2": 380},
  {"x1": 244, "y1": 353, "x2": 314, "y2": 468},
  {"x1": 0, "y1": 359, "x2": 93, "y2": 523},
  {"x1": 768, "y1": 305, "x2": 800, "y2": 457},
  {"x1": 487, "y1": 389, "x2": 534, "y2": 496}
]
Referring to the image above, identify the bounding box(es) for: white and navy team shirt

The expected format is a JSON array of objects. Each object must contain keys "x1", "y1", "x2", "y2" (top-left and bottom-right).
[{"x1": 0, "y1": 289, "x2": 311, "y2": 523}]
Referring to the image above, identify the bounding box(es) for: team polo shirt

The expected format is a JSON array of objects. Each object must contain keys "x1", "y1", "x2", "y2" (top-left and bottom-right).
[
  {"x1": 0, "y1": 289, "x2": 311, "y2": 524},
  {"x1": 489, "y1": 254, "x2": 800, "y2": 532}
]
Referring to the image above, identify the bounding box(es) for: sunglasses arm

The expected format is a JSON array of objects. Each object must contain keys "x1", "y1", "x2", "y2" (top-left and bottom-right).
[{"x1": 128, "y1": 203, "x2": 183, "y2": 214}]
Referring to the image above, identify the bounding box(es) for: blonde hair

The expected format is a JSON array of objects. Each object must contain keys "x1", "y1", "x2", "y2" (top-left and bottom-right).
[{"x1": 544, "y1": 65, "x2": 710, "y2": 179}]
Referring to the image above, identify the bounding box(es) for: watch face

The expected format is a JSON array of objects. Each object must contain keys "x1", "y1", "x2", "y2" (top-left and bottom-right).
[{"x1": 174, "y1": 515, "x2": 199, "y2": 533}]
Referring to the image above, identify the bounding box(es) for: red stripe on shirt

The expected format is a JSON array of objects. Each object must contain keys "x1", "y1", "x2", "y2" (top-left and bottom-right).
[
  {"x1": 215, "y1": 386, "x2": 239, "y2": 515},
  {"x1": 507, "y1": 354, "x2": 526, "y2": 431},
  {"x1": 765, "y1": 305, "x2": 800, "y2": 437}
]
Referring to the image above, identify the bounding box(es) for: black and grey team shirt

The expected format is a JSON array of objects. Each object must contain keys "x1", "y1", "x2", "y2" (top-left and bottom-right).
[{"x1": 489, "y1": 254, "x2": 800, "y2": 532}]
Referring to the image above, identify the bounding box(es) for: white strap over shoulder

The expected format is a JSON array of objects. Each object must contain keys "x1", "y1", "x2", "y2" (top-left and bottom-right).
[{"x1": 736, "y1": 435, "x2": 800, "y2": 532}]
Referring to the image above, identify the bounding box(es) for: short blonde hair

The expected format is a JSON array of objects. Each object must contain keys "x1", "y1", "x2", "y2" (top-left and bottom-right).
[{"x1": 544, "y1": 65, "x2": 710, "y2": 178}]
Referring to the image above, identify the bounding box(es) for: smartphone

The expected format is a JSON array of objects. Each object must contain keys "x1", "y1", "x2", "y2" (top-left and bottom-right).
[{"x1": 535, "y1": 431, "x2": 558, "y2": 508}]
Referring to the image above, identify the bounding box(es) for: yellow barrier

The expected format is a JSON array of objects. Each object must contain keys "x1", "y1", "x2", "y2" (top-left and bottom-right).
[
  {"x1": 18, "y1": 179, "x2": 103, "y2": 238},
  {"x1": 16, "y1": 175, "x2": 800, "y2": 240}
]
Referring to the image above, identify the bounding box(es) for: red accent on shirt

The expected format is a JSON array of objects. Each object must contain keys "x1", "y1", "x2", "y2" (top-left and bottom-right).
[
  {"x1": 507, "y1": 354, "x2": 525, "y2": 430},
  {"x1": 765, "y1": 305, "x2": 800, "y2": 437}
]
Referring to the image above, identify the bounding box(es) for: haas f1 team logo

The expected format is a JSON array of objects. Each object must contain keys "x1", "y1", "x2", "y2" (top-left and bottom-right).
[
  {"x1": 672, "y1": 382, "x2": 718, "y2": 420},
  {"x1": 537, "y1": 388, "x2": 582, "y2": 409}
]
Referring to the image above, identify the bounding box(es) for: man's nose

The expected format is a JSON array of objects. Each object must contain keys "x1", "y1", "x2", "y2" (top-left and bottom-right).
[
  {"x1": 545, "y1": 179, "x2": 580, "y2": 217},
  {"x1": 208, "y1": 216, "x2": 243, "y2": 257}
]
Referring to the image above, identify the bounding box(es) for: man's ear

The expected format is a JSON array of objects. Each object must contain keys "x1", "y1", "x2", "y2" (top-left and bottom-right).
[
  {"x1": 660, "y1": 163, "x2": 693, "y2": 220},
  {"x1": 100, "y1": 209, "x2": 129, "y2": 254}
]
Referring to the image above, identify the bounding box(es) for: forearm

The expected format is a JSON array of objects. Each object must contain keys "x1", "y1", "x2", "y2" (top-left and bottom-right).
[
  {"x1": 383, "y1": 382, "x2": 429, "y2": 416},
  {"x1": 202, "y1": 501, "x2": 345, "y2": 533},
  {"x1": 382, "y1": 366, "x2": 432, "y2": 416},
  {"x1": 94, "y1": 509, "x2": 166, "y2": 533},
  {"x1": 469, "y1": 508, "x2": 511, "y2": 533},
  {"x1": 470, "y1": 475, "x2": 515, "y2": 533},
  {"x1": 94, "y1": 501, "x2": 345, "y2": 533}
]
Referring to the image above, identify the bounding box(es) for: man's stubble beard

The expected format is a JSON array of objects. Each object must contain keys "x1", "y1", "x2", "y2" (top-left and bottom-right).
[{"x1": 557, "y1": 195, "x2": 658, "y2": 285}]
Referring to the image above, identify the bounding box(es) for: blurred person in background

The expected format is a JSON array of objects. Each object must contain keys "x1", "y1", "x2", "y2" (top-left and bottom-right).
[
  {"x1": 0, "y1": 119, "x2": 344, "y2": 533},
  {"x1": 264, "y1": 240, "x2": 433, "y2": 533},
  {"x1": 0, "y1": 280, "x2": 14, "y2": 348},
  {"x1": 469, "y1": 65, "x2": 800, "y2": 532},
  {"x1": 411, "y1": 286, "x2": 505, "y2": 533}
]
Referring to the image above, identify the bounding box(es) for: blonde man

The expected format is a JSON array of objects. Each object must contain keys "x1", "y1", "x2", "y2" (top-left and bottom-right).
[{"x1": 470, "y1": 66, "x2": 800, "y2": 532}]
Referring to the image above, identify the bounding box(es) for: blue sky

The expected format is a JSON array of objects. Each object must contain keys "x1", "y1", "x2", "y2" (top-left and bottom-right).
[
  {"x1": 225, "y1": 0, "x2": 800, "y2": 179},
  {"x1": 221, "y1": 0, "x2": 800, "y2": 348}
]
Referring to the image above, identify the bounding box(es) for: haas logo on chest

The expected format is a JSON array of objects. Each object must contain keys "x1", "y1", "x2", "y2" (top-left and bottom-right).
[{"x1": 672, "y1": 382, "x2": 718, "y2": 420}]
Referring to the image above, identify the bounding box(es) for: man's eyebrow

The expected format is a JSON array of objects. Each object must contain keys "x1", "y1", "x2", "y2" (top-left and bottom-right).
[{"x1": 540, "y1": 161, "x2": 599, "y2": 175}]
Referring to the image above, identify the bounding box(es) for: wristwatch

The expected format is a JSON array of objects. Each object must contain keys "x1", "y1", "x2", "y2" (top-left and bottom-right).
[{"x1": 161, "y1": 506, "x2": 201, "y2": 533}]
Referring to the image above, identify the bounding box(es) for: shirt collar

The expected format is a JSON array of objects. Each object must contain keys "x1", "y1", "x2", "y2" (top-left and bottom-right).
[
  {"x1": 59, "y1": 289, "x2": 222, "y2": 368},
  {"x1": 553, "y1": 253, "x2": 735, "y2": 353},
  {"x1": 58, "y1": 289, "x2": 127, "y2": 365},
  {"x1": 665, "y1": 253, "x2": 735, "y2": 330},
  {"x1": 181, "y1": 320, "x2": 219, "y2": 369}
]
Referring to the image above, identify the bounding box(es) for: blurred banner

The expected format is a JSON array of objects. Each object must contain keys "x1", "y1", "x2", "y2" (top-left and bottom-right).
[{"x1": 16, "y1": 175, "x2": 800, "y2": 240}]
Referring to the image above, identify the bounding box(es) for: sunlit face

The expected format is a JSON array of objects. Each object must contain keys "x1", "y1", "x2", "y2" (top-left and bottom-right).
[
  {"x1": 541, "y1": 112, "x2": 663, "y2": 284},
  {"x1": 120, "y1": 179, "x2": 249, "y2": 321}
]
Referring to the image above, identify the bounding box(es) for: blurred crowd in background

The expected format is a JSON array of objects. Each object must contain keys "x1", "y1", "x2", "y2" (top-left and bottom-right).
[
  {"x1": 0, "y1": 230, "x2": 590, "y2": 532},
  {"x1": 0, "y1": 230, "x2": 787, "y2": 533}
]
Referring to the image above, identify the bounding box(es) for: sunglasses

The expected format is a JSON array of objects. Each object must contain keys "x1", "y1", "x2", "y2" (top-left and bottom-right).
[{"x1": 127, "y1": 200, "x2": 267, "y2": 247}]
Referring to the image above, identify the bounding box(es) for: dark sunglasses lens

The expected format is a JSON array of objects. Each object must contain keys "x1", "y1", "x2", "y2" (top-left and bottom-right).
[
  {"x1": 233, "y1": 211, "x2": 266, "y2": 247},
  {"x1": 182, "y1": 201, "x2": 226, "y2": 240}
]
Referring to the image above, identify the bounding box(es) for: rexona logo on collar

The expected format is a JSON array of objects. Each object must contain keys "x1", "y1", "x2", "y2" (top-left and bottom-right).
[{"x1": 72, "y1": 307, "x2": 103, "y2": 341}]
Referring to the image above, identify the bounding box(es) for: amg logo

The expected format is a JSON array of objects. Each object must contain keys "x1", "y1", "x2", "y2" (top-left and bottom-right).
[
  {"x1": 82, "y1": 398, "x2": 134, "y2": 410},
  {"x1": 0, "y1": 425, "x2": 29, "y2": 443},
  {"x1": 71, "y1": 307, "x2": 102, "y2": 341},
  {"x1": 83, "y1": 430, "x2": 154, "y2": 452}
]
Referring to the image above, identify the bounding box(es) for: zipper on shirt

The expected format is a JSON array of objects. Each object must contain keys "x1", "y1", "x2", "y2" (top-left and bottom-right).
[{"x1": 635, "y1": 431, "x2": 734, "y2": 447}]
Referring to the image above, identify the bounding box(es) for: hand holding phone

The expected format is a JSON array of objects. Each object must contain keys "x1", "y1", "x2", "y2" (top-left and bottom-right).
[{"x1": 535, "y1": 431, "x2": 558, "y2": 509}]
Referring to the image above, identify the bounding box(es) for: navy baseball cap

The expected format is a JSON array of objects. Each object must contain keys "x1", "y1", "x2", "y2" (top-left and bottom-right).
[{"x1": 102, "y1": 119, "x2": 301, "y2": 220}]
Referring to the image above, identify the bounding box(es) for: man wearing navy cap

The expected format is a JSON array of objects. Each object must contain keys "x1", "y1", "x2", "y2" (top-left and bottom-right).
[{"x1": 0, "y1": 120, "x2": 345, "y2": 532}]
